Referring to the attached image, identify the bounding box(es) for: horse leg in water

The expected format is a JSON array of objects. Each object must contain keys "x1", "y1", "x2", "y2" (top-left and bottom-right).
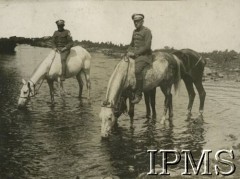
[
  {"x1": 144, "y1": 88, "x2": 157, "y2": 119},
  {"x1": 83, "y1": 69, "x2": 91, "y2": 104},
  {"x1": 160, "y1": 84, "x2": 172, "y2": 124},
  {"x1": 194, "y1": 80, "x2": 206, "y2": 118},
  {"x1": 144, "y1": 91, "x2": 151, "y2": 119},
  {"x1": 183, "y1": 76, "x2": 196, "y2": 118},
  {"x1": 128, "y1": 97, "x2": 135, "y2": 128},
  {"x1": 150, "y1": 88, "x2": 157, "y2": 119},
  {"x1": 76, "y1": 72, "x2": 84, "y2": 100},
  {"x1": 168, "y1": 87, "x2": 173, "y2": 118},
  {"x1": 56, "y1": 78, "x2": 66, "y2": 99},
  {"x1": 47, "y1": 79, "x2": 55, "y2": 105}
]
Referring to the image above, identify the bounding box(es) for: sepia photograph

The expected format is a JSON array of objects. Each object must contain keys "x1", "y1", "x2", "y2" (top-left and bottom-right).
[{"x1": 0, "y1": 0, "x2": 240, "y2": 178}]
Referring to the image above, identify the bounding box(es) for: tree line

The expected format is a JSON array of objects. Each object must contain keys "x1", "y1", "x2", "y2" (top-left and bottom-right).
[{"x1": 1, "y1": 37, "x2": 240, "y2": 63}]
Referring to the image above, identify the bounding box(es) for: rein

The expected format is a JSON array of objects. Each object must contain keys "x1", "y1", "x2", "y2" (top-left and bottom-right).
[
  {"x1": 30, "y1": 52, "x2": 57, "y2": 97},
  {"x1": 29, "y1": 79, "x2": 44, "y2": 97}
]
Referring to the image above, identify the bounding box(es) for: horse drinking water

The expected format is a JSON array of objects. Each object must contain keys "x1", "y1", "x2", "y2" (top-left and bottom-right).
[
  {"x1": 99, "y1": 51, "x2": 182, "y2": 138},
  {"x1": 18, "y1": 46, "x2": 91, "y2": 108}
]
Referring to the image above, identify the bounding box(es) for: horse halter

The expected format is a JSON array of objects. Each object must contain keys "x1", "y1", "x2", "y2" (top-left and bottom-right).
[
  {"x1": 101, "y1": 101, "x2": 115, "y2": 109},
  {"x1": 19, "y1": 80, "x2": 36, "y2": 99},
  {"x1": 28, "y1": 80, "x2": 36, "y2": 97}
]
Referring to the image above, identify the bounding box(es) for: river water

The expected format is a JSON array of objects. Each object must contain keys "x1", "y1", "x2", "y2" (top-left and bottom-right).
[{"x1": 0, "y1": 45, "x2": 240, "y2": 179}]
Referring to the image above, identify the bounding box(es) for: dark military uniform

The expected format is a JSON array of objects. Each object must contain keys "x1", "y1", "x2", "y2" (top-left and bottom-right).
[
  {"x1": 128, "y1": 26, "x2": 152, "y2": 80},
  {"x1": 52, "y1": 29, "x2": 73, "y2": 79}
]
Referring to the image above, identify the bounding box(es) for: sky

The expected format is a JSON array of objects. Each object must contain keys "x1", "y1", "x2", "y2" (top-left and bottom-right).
[{"x1": 0, "y1": 0, "x2": 240, "y2": 52}]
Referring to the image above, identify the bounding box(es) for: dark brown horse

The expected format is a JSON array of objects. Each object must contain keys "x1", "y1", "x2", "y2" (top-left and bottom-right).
[
  {"x1": 115, "y1": 49, "x2": 206, "y2": 123},
  {"x1": 173, "y1": 48, "x2": 206, "y2": 117}
]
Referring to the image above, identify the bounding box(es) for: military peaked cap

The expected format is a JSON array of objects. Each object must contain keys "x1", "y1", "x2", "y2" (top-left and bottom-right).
[
  {"x1": 132, "y1": 14, "x2": 144, "y2": 21},
  {"x1": 56, "y1": 19, "x2": 65, "y2": 25}
]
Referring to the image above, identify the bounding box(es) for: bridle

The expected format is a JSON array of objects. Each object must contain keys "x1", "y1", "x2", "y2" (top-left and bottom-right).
[{"x1": 19, "y1": 79, "x2": 44, "y2": 99}]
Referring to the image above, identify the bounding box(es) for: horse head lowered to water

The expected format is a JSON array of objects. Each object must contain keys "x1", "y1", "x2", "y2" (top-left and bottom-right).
[
  {"x1": 18, "y1": 46, "x2": 91, "y2": 108},
  {"x1": 99, "y1": 51, "x2": 182, "y2": 138}
]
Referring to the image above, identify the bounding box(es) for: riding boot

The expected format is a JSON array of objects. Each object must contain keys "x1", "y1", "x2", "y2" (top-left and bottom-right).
[
  {"x1": 61, "y1": 65, "x2": 65, "y2": 81},
  {"x1": 61, "y1": 60, "x2": 66, "y2": 81},
  {"x1": 131, "y1": 79, "x2": 143, "y2": 104}
]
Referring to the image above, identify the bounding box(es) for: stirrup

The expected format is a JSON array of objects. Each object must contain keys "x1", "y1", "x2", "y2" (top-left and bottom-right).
[
  {"x1": 131, "y1": 95, "x2": 142, "y2": 104},
  {"x1": 60, "y1": 76, "x2": 65, "y2": 81}
]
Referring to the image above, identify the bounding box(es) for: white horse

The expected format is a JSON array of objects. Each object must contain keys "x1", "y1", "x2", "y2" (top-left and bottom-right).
[
  {"x1": 99, "y1": 52, "x2": 182, "y2": 138},
  {"x1": 18, "y1": 46, "x2": 91, "y2": 108}
]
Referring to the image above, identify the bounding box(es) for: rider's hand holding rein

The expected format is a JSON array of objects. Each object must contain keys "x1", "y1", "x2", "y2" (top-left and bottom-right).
[
  {"x1": 53, "y1": 46, "x2": 67, "y2": 53},
  {"x1": 53, "y1": 48, "x2": 59, "y2": 53},
  {"x1": 60, "y1": 47, "x2": 67, "y2": 52},
  {"x1": 126, "y1": 51, "x2": 136, "y2": 58}
]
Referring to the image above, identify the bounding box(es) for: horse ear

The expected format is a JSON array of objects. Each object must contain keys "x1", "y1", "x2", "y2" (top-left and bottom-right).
[
  {"x1": 110, "y1": 101, "x2": 114, "y2": 107},
  {"x1": 101, "y1": 101, "x2": 105, "y2": 106},
  {"x1": 22, "y1": 79, "x2": 27, "y2": 85},
  {"x1": 102, "y1": 101, "x2": 108, "y2": 107}
]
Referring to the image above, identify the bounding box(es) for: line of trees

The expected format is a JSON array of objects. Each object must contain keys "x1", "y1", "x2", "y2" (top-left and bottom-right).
[
  {"x1": 159, "y1": 46, "x2": 240, "y2": 63},
  {"x1": 1, "y1": 37, "x2": 240, "y2": 63}
]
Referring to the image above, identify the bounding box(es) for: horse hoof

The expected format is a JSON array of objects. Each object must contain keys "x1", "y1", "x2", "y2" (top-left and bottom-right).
[
  {"x1": 197, "y1": 114, "x2": 203, "y2": 120},
  {"x1": 146, "y1": 114, "x2": 151, "y2": 119},
  {"x1": 160, "y1": 117, "x2": 166, "y2": 125},
  {"x1": 130, "y1": 125, "x2": 135, "y2": 130},
  {"x1": 186, "y1": 112, "x2": 192, "y2": 118},
  {"x1": 79, "y1": 100, "x2": 83, "y2": 107},
  {"x1": 152, "y1": 113, "x2": 157, "y2": 119}
]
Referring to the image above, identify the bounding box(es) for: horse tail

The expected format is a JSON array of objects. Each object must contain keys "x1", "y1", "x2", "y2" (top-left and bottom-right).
[
  {"x1": 173, "y1": 56, "x2": 182, "y2": 95},
  {"x1": 202, "y1": 57, "x2": 207, "y2": 66}
]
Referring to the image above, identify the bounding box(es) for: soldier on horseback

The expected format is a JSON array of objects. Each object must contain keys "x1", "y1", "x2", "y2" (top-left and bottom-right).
[
  {"x1": 126, "y1": 14, "x2": 153, "y2": 104},
  {"x1": 52, "y1": 19, "x2": 74, "y2": 81}
]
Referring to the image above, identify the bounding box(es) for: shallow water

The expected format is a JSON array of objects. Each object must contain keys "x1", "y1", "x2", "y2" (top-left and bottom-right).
[{"x1": 0, "y1": 45, "x2": 240, "y2": 178}]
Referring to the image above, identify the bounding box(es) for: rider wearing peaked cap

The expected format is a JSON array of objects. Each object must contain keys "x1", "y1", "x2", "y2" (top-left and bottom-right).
[
  {"x1": 52, "y1": 19, "x2": 73, "y2": 81},
  {"x1": 127, "y1": 13, "x2": 152, "y2": 104},
  {"x1": 132, "y1": 14, "x2": 144, "y2": 21},
  {"x1": 55, "y1": 19, "x2": 65, "y2": 25}
]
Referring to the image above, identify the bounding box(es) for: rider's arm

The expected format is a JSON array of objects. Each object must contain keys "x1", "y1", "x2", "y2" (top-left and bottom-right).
[{"x1": 66, "y1": 30, "x2": 74, "y2": 50}]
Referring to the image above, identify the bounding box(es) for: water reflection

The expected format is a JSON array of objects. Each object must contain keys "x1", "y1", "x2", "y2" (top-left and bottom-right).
[{"x1": 100, "y1": 114, "x2": 206, "y2": 178}]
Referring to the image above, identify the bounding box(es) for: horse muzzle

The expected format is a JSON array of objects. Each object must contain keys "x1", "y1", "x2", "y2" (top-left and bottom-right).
[
  {"x1": 17, "y1": 98, "x2": 28, "y2": 109},
  {"x1": 101, "y1": 128, "x2": 112, "y2": 138}
]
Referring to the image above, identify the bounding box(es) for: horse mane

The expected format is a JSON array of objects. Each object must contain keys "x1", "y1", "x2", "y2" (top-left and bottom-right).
[
  {"x1": 30, "y1": 50, "x2": 57, "y2": 77},
  {"x1": 105, "y1": 57, "x2": 132, "y2": 106}
]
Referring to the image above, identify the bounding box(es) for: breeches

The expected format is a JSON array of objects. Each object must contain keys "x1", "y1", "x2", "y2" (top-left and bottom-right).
[
  {"x1": 135, "y1": 60, "x2": 148, "y2": 80},
  {"x1": 60, "y1": 50, "x2": 70, "y2": 75},
  {"x1": 60, "y1": 50, "x2": 70, "y2": 62}
]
